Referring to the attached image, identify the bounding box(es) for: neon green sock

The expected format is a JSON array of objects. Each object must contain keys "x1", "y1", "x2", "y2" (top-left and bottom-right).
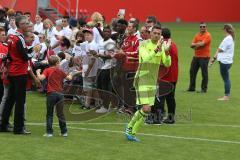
[
  {"x1": 128, "y1": 109, "x2": 148, "y2": 135},
  {"x1": 128, "y1": 110, "x2": 141, "y2": 128},
  {"x1": 132, "y1": 115, "x2": 144, "y2": 135}
]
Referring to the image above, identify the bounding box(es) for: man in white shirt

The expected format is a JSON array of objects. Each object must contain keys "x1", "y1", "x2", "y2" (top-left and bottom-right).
[
  {"x1": 33, "y1": 15, "x2": 44, "y2": 34},
  {"x1": 50, "y1": 19, "x2": 64, "y2": 54},
  {"x1": 7, "y1": 16, "x2": 17, "y2": 36},
  {"x1": 62, "y1": 16, "x2": 73, "y2": 40},
  {"x1": 95, "y1": 26, "x2": 116, "y2": 113}
]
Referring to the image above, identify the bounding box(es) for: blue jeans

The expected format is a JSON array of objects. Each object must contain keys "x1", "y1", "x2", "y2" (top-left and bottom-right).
[{"x1": 219, "y1": 62, "x2": 232, "y2": 96}]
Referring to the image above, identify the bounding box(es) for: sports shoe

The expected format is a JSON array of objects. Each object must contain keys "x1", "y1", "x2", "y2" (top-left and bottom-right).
[
  {"x1": 196, "y1": 90, "x2": 207, "y2": 93},
  {"x1": 124, "y1": 108, "x2": 134, "y2": 115},
  {"x1": 60, "y1": 133, "x2": 68, "y2": 137},
  {"x1": 117, "y1": 106, "x2": 126, "y2": 114},
  {"x1": 126, "y1": 134, "x2": 140, "y2": 142},
  {"x1": 14, "y1": 129, "x2": 31, "y2": 135},
  {"x1": 95, "y1": 107, "x2": 108, "y2": 113},
  {"x1": 185, "y1": 89, "x2": 195, "y2": 92},
  {"x1": 43, "y1": 133, "x2": 53, "y2": 138},
  {"x1": 152, "y1": 120, "x2": 162, "y2": 125},
  {"x1": 163, "y1": 118, "x2": 175, "y2": 124}
]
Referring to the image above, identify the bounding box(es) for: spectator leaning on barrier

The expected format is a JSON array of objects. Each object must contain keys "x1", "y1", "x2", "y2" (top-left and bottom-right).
[
  {"x1": 82, "y1": 28, "x2": 100, "y2": 109},
  {"x1": 116, "y1": 21, "x2": 140, "y2": 114},
  {"x1": 95, "y1": 25, "x2": 116, "y2": 113}
]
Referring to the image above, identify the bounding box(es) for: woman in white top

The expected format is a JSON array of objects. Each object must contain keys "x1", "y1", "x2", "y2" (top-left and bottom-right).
[{"x1": 213, "y1": 24, "x2": 235, "y2": 101}]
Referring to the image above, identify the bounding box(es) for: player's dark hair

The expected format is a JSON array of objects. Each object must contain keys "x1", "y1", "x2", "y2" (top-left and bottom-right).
[{"x1": 162, "y1": 28, "x2": 171, "y2": 39}]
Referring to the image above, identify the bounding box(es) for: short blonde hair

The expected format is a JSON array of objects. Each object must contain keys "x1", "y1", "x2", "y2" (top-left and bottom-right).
[{"x1": 91, "y1": 12, "x2": 104, "y2": 26}]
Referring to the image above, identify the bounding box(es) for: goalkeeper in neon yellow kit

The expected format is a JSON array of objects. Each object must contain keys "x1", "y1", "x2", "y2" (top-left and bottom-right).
[{"x1": 125, "y1": 25, "x2": 171, "y2": 142}]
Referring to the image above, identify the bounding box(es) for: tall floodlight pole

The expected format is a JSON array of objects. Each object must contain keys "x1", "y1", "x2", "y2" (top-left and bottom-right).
[{"x1": 76, "y1": 0, "x2": 79, "y2": 19}]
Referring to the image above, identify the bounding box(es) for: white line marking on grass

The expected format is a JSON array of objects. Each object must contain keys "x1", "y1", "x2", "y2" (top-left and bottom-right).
[
  {"x1": 27, "y1": 122, "x2": 240, "y2": 128},
  {"x1": 66, "y1": 126, "x2": 240, "y2": 145},
  {"x1": 27, "y1": 123, "x2": 240, "y2": 145},
  {"x1": 177, "y1": 124, "x2": 240, "y2": 128}
]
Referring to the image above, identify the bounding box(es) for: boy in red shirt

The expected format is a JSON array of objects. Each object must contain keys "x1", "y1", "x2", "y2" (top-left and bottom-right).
[{"x1": 37, "y1": 55, "x2": 72, "y2": 137}]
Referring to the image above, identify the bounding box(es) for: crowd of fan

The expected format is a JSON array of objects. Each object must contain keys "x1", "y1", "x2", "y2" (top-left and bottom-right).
[{"x1": 0, "y1": 7, "x2": 178, "y2": 135}]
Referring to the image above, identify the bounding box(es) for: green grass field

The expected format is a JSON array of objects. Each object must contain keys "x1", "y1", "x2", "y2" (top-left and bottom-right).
[{"x1": 1, "y1": 23, "x2": 240, "y2": 160}]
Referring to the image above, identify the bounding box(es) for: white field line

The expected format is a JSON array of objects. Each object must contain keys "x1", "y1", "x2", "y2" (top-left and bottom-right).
[
  {"x1": 27, "y1": 123, "x2": 240, "y2": 145},
  {"x1": 27, "y1": 122, "x2": 240, "y2": 128}
]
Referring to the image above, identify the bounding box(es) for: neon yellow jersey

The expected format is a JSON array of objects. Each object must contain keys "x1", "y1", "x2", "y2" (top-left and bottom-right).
[{"x1": 134, "y1": 39, "x2": 171, "y2": 106}]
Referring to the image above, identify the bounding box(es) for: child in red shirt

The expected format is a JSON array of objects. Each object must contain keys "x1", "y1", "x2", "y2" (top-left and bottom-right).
[{"x1": 37, "y1": 55, "x2": 72, "y2": 137}]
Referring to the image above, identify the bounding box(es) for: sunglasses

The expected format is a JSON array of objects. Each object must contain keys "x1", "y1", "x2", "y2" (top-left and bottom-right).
[{"x1": 200, "y1": 26, "x2": 206, "y2": 28}]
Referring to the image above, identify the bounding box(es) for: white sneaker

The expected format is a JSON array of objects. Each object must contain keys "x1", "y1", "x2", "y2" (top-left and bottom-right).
[
  {"x1": 95, "y1": 107, "x2": 108, "y2": 113},
  {"x1": 60, "y1": 133, "x2": 68, "y2": 137},
  {"x1": 43, "y1": 133, "x2": 53, "y2": 138}
]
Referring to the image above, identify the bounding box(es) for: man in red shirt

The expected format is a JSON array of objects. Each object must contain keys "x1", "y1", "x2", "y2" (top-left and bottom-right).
[
  {"x1": 0, "y1": 27, "x2": 8, "y2": 121},
  {"x1": 155, "y1": 28, "x2": 178, "y2": 124},
  {"x1": 0, "y1": 16, "x2": 32, "y2": 134},
  {"x1": 115, "y1": 21, "x2": 140, "y2": 114},
  {"x1": 37, "y1": 55, "x2": 72, "y2": 137},
  {"x1": 146, "y1": 28, "x2": 178, "y2": 125}
]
